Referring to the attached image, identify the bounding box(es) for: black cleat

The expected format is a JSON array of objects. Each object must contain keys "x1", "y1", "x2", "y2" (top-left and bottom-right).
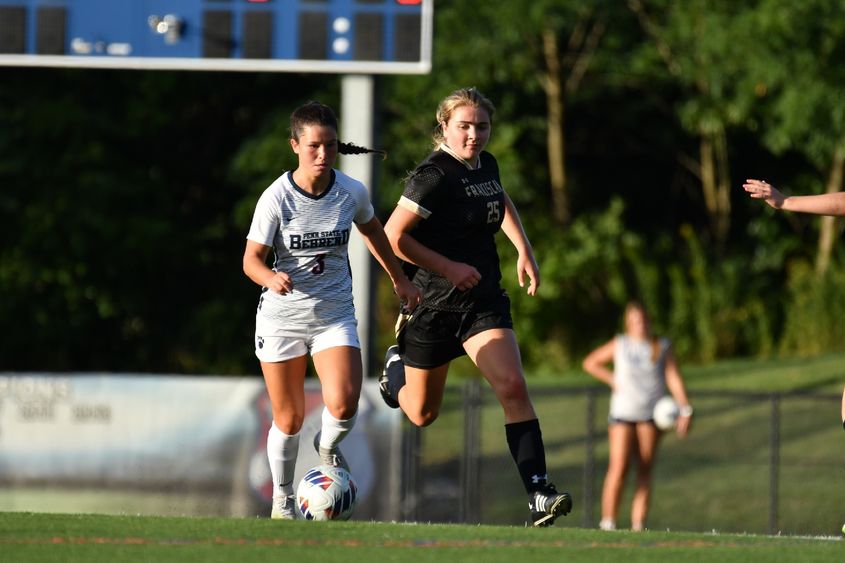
[
  {"x1": 529, "y1": 483, "x2": 573, "y2": 527},
  {"x1": 379, "y1": 345, "x2": 402, "y2": 409}
]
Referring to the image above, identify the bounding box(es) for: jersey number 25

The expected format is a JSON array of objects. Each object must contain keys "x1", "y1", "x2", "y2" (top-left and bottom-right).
[{"x1": 486, "y1": 201, "x2": 501, "y2": 224}]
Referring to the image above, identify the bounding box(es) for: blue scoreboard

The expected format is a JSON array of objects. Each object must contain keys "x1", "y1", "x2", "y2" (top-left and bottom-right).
[{"x1": 0, "y1": 0, "x2": 432, "y2": 73}]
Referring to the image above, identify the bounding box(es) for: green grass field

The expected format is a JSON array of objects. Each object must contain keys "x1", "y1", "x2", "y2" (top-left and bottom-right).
[
  {"x1": 3, "y1": 353, "x2": 844, "y2": 560},
  {"x1": 1, "y1": 512, "x2": 841, "y2": 563},
  {"x1": 413, "y1": 352, "x2": 845, "y2": 534}
]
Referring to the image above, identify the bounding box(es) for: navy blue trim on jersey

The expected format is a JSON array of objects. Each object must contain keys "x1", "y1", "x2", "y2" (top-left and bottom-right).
[{"x1": 286, "y1": 169, "x2": 337, "y2": 200}]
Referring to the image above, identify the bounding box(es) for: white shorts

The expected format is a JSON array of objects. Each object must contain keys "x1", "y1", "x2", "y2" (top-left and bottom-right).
[{"x1": 254, "y1": 320, "x2": 360, "y2": 363}]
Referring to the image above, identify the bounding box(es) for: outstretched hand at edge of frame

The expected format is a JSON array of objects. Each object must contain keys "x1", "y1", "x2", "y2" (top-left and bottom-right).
[{"x1": 743, "y1": 179, "x2": 786, "y2": 209}]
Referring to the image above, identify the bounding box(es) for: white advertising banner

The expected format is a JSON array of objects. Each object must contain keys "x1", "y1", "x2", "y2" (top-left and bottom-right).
[{"x1": 0, "y1": 373, "x2": 402, "y2": 519}]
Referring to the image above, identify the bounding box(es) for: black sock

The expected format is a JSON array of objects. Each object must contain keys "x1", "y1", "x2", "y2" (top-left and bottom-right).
[
  {"x1": 505, "y1": 418, "x2": 548, "y2": 494},
  {"x1": 387, "y1": 354, "x2": 406, "y2": 400}
]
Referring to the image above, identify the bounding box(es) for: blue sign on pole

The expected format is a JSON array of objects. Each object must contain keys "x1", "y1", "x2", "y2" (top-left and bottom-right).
[{"x1": 0, "y1": 0, "x2": 432, "y2": 73}]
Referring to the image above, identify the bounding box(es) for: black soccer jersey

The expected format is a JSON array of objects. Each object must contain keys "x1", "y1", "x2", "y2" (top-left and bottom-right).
[{"x1": 397, "y1": 149, "x2": 506, "y2": 312}]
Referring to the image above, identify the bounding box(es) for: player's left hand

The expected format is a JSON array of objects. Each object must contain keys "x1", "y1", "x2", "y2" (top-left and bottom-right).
[
  {"x1": 516, "y1": 253, "x2": 540, "y2": 296},
  {"x1": 676, "y1": 411, "x2": 692, "y2": 438}
]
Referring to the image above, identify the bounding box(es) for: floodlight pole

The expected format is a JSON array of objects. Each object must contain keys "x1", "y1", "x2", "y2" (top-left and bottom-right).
[{"x1": 341, "y1": 74, "x2": 377, "y2": 378}]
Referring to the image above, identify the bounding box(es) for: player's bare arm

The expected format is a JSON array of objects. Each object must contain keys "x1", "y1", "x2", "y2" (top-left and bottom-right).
[
  {"x1": 500, "y1": 193, "x2": 540, "y2": 295},
  {"x1": 744, "y1": 178, "x2": 845, "y2": 216},
  {"x1": 385, "y1": 205, "x2": 481, "y2": 291},
  {"x1": 582, "y1": 338, "x2": 616, "y2": 389},
  {"x1": 664, "y1": 348, "x2": 692, "y2": 438},
  {"x1": 243, "y1": 240, "x2": 293, "y2": 294},
  {"x1": 356, "y1": 216, "x2": 422, "y2": 311}
]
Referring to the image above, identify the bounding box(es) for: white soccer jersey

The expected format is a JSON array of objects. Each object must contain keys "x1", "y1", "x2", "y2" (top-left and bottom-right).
[{"x1": 246, "y1": 170, "x2": 374, "y2": 332}]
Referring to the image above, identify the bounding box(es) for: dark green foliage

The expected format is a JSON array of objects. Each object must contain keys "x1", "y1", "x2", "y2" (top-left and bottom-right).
[
  {"x1": 3, "y1": 1, "x2": 845, "y2": 374},
  {"x1": 0, "y1": 68, "x2": 330, "y2": 373}
]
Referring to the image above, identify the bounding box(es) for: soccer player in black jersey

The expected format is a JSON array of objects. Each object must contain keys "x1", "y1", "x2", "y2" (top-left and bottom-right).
[
  {"x1": 743, "y1": 178, "x2": 845, "y2": 433},
  {"x1": 379, "y1": 87, "x2": 573, "y2": 526}
]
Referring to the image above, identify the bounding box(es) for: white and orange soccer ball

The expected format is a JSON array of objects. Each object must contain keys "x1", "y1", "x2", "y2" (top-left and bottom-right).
[{"x1": 296, "y1": 464, "x2": 357, "y2": 521}]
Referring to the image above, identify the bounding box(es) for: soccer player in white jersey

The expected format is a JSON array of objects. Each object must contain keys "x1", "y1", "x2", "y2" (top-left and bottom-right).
[{"x1": 243, "y1": 101, "x2": 421, "y2": 520}]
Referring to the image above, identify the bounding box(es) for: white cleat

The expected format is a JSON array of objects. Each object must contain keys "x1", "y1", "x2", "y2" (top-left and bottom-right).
[{"x1": 270, "y1": 495, "x2": 297, "y2": 520}]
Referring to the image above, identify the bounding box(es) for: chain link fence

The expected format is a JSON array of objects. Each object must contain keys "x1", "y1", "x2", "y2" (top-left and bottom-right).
[{"x1": 395, "y1": 381, "x2": 844, "y2": 535}]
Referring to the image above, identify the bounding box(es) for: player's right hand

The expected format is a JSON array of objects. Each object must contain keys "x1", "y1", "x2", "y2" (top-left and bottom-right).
[
  {"x1": 267, "y1": 271, "x2": 294, "y2": 295},
  {"x1": 743, "y1": 179, "x2": 785, "y2": 209},
  {"x1": 445, "y1": 261, "x2": 481, "y2": 292}
]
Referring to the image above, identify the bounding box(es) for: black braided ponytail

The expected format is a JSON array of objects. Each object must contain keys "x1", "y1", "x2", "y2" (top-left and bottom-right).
[
  {"x1": 290, "y1": 101, "x2": 387, "y2": 159},
  {"x1": 339, "y1": 141, "x2": 387, "y2": 160}
]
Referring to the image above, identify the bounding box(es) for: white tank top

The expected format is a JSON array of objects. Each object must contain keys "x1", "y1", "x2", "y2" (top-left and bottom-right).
[{"x1": 608, "y1": 334, "x2": 669, "y2": 421}]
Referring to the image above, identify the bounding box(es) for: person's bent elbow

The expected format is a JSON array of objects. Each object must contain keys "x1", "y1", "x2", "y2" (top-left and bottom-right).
[{"x1": 384, "y1": 224, "x2": 403, "y2": 253}]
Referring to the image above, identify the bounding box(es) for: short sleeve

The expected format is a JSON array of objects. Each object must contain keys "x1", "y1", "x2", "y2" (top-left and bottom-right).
[
  {"x1": 397, "y1": 163, "x2": 445, "y2": 219},
  {"x1": 246, "y1": 187, "x2": 281, "y2": 247},
  {"x1": 352, "y1": 182, "x2": 375, "y2": 225}
]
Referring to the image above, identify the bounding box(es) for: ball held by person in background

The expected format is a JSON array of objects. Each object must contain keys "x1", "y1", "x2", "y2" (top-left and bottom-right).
[{"x1": 653, "y1": 396, "x2": 680, "y2": 431}]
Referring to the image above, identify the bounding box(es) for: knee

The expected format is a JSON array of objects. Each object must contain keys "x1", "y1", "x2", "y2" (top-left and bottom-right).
[
  {"x1": 274, "y1": 412, "x2": 304, "y2": 435},
  {"x1": 606, "y1": 456, "x2": 629, "y2": 478},
  {"x1": 406, "y1": 408, "x2": 440, "y2": 428},
  {"x1": 636, "y1": 461, "x2": 655, "y2": 480},
  {"x1": 493, "y1": 374, "x2": 531, "y2": 404},
  {"x1": 605, "y1": 463, "x2": 627, "y2": 481},
  {"x1": 322, "y1": 388, "x2": 360, "y2": 421},
  {"x1": 324, "y1": 402, "x2": 358, "y2": 421}
]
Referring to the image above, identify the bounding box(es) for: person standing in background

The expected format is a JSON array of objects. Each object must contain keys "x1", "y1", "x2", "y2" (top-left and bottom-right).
[{"x1": 582, "y1": 301, "x2": 693, "y2": 531}]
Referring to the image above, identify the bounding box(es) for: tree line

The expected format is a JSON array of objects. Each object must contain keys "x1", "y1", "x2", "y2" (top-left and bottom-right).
[{"x1": 2, "y1": 0, "x2": 845, "y2": 375}]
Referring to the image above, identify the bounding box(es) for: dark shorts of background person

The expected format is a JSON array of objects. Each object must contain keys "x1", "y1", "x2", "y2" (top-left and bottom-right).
[
  {"x1": 398, "y1": 293, "x2": 513, "y2": 368},
  {"x1": 608, "y1": 416, "x2": 656, "y2": 426}
]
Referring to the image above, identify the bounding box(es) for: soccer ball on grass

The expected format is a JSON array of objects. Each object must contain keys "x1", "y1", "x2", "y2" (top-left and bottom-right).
[{"x1": 296, "y1": 464, "x2": 357, "y2": 521}]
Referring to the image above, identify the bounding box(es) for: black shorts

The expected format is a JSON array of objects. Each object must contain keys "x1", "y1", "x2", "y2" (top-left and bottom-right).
[
  {"x1": 397, "y1": 293, "x2": 513, "y2": 369},
  {"x1": 608, "y1": 416, "x2": 655, "y2": 426}
]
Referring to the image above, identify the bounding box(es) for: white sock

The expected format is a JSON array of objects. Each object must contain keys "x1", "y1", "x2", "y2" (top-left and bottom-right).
[
  {"x1": 318, "y1": 407, "x2": 356, "y2": 450},
  {"x1": 267, "y1": 423, "x2": 299, "y2": 497},
  {"x1": 599, "y1": 517, "x2": 616, "y2": 531}
]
